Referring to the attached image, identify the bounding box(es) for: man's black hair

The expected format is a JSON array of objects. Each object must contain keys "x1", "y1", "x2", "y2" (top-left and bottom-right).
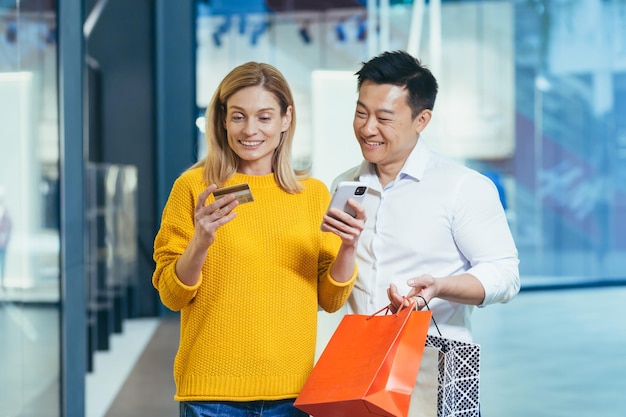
[{"x1": 355, "y1": 50, "x2": 438, "y2": 117}]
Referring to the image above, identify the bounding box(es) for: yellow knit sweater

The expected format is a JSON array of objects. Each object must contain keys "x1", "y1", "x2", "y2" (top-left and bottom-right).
[{"x1": 152, "y1": 168, "x2": 356, "y2": 402}]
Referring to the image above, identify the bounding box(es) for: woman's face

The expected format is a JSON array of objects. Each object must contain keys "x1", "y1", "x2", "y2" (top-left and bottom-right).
[{"x1": 224, "y1": 85, "x2": 292, "y2": 175}]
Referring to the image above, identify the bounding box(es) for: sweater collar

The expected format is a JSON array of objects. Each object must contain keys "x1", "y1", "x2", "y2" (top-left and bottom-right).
[{"x1": 227, "y1": 172, "x2": 278, "y2": 189}]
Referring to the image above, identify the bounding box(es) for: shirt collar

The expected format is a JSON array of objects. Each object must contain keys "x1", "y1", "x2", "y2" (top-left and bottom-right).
[{"x1": 400, "y1": 138, "x2": 430, "y2": 182}]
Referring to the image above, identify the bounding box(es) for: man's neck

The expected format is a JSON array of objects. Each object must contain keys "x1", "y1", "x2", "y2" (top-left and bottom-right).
[{"x1": 375, "y1": 163, "x2": 402, "y2": 188}]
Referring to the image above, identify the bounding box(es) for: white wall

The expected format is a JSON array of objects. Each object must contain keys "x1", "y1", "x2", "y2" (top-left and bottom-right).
[{"x1": 310, "y1": 70, "x2": 363, "y2": 188}]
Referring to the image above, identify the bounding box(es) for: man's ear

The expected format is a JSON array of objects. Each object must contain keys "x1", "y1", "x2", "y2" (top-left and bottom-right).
[{"x1": 415, "y1": 109, "x2": 432, "y2": 133}]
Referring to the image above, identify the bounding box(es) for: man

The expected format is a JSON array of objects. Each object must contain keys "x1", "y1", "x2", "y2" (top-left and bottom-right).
[{"x1": 333, "y1": 50, "x2": 520, "y2": 343}]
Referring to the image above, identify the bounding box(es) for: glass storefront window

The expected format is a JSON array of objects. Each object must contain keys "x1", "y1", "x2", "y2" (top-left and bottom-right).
[
  {"x1": 195, "y1": 0, "x2": 626, "y2": 287},
  {"x1": 508, "y1": 0, "x2": 626, "y2": 283},
  {"x1": 0, "y1": 2, "x2": 61, "y2": 417}
]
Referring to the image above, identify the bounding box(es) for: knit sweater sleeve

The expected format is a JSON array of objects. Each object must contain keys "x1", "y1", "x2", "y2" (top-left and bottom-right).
[
  {"x1": 318, "y1": 247, "x2": 357, "y2": 313},
  {"x1": 152, "y1": 170, "x2": 203, "y2": 311}
]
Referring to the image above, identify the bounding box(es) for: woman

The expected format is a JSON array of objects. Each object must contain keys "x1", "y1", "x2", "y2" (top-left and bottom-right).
[{"x1": 153, "y1": 62, "x2": 365, "y2": 417}]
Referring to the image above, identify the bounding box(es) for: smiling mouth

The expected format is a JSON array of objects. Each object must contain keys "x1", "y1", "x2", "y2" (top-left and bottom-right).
[
  {"x1": 363, "y1": 139, "x2": 383, "y2": 147},
  {"x1": 240, "y1": 140, "x2": 264, "y2": 146}
]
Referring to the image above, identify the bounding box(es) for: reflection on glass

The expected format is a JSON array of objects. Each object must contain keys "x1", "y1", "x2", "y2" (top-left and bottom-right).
[
  {"x1": 0, "y1": 2, "x2": 61, "y2": 417},
  {"x1": 196, "y1": 0, "x2": 626, "y2": 286},
  {"x1": 85, "y1": 164, "x2": 139, "y2": 373}
]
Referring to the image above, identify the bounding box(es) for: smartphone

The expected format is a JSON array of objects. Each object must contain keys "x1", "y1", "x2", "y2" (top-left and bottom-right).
[{"x1": 326, "y1": 181, "x2": 368, "y2": 219}]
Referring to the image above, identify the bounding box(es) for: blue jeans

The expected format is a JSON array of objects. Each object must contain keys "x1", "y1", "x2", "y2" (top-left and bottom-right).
[{"x1": 179, "y1": 399, "x2": 309, "y2": 417}]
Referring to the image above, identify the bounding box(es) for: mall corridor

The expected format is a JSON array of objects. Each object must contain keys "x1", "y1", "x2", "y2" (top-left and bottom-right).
[{"x1": 87, "y1": 286, "x2": 626, "y2": 417}]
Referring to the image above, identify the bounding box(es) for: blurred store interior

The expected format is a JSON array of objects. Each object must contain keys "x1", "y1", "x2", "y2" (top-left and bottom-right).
[{"x1": 1, "y1": 0, "x2": 625, "y2": 416}]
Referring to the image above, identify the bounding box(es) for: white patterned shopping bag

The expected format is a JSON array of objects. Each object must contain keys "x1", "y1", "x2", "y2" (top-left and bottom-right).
[
  {"x1": 428, "y1": 334, "x2": 480, "y2": 417},
  {"x1": 409, "y1": 298, "x2": 481, "y2": 417},
  {"x1": 409, "y1": 335, "x2": 481, "y2": 417}
]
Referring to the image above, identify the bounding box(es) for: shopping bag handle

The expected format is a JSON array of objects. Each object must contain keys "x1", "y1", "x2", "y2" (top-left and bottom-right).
[
  {"x1": 367, "y1": 296, "x2": 417, "y2": 320},
  {"x1": 366, "y1": 297, "x2": 442, "y2": 339},
  {"x1": 366, "y1": 297, "x2": 448, "y2": 350},
  {"x1": 414, "y1": 295, "x2": 442, "y2": 338}
]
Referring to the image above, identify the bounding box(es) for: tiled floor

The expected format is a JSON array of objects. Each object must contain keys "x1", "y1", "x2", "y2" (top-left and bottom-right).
[
  {"x1": 99, "y1": 286, "x2": 626, "y2": 417},
  {"x1": 86, "y1": 318, "x2": 161, "y2": 417},
  {"x1": 2, "y1": 285, "x2": 626, "y2": 417},
  {"x1": 472, "y1": 286, "x2": 626, "y2": 417}
]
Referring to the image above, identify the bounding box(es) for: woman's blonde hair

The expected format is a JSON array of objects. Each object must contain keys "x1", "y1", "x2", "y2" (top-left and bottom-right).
[{"x1": 193, "y1": 62, "x2": 308, "y2": 193}]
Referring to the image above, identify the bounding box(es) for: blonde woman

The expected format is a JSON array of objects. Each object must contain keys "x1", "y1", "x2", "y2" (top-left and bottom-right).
[{"x1": 153, "y1": 62, "x2": 365, "y2": 417}]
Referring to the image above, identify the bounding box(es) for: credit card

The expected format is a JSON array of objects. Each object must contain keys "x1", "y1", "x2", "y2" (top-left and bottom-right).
[{"x1": 213, "y1": 183, "x2": 254, "y2": 204}]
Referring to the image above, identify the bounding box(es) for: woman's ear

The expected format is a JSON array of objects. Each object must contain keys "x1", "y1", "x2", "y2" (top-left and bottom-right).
[{"x1": 282, "y1": 105, "x2": 293, "y2": 131}]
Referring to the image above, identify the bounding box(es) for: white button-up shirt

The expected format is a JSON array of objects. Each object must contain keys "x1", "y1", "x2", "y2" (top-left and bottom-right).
[{"x1": 332, "y1": 139, "x2": 520, "y2": 342}]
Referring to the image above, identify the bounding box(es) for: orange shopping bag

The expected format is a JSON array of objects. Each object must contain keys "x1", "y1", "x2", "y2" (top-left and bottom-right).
[{"x1": 294, "y1": 301, "x2": 431, "y2": 417}]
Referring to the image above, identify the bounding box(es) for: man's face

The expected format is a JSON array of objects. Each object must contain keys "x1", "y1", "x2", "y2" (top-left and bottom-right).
[{"x1": 353, "y1": 81, "x2": 430, "y2": 173}]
